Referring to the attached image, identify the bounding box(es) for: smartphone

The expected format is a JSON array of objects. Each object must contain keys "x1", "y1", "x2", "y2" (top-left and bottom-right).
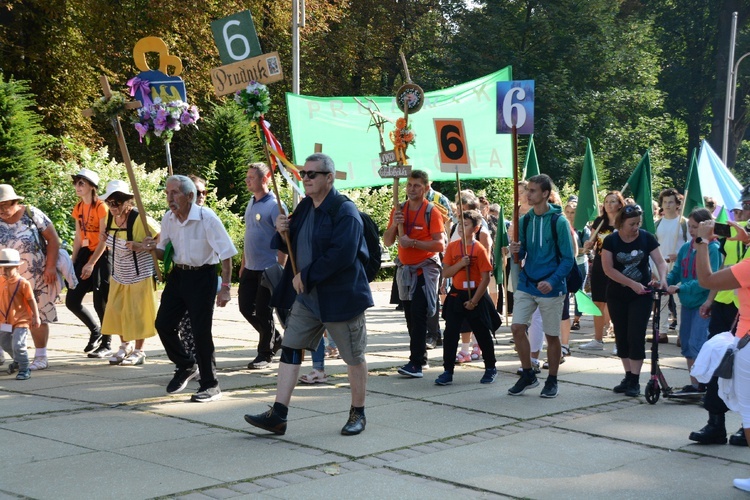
[{"x1": 714, "y1": 222, "x2": 732, "y2": 238}]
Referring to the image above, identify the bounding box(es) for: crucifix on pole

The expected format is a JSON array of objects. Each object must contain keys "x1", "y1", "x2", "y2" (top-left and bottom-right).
[{"x1": 82, "y1": 75, "x2": 162, "y2": 282}]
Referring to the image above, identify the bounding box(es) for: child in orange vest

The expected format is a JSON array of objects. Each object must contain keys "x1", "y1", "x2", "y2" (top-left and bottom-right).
[
  {"x1": 0, "y1": 248, "x2": 40, "y2": 380},
  {"x1": 436, "y1": 210, "x2": 497, "y2": 386}
]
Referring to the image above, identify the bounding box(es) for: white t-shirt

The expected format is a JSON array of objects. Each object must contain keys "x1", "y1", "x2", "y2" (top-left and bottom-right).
[{"x1": 655, "y1": 216, "x2": 686, "y2": 259}]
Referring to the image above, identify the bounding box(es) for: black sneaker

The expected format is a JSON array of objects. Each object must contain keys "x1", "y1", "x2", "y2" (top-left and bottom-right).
[
  {"x1": 508, "y1": 373, "x2": 539, "y2": 396},
  {"x1": 166, "y1": 365, "x2": 199, "y2": 394},
  {"x1": 613, "y1": 376, "x2": 629, "y2": 394},
  {"x1": 435, "y1": 371, "x2": 453, "y2": 386},
  {"x1": 625, "y1": 382, "x2": 641, "y2": 397},
  {"x1": 675, "y1": 384, "x2": 700, "y2": 395},
  {"x1": 84, "y1": 331, "x2": 102, "y2": 353},
  {"x1": 341, "y1": 408, "x2": 366, "y2": 435},
  {"x1": 730, "y1": 427, "x2": 748, "y2": 446},
  {"x1": 248, "y1": 356, "x2": 272, "y2": 370},
  {"x1": 480, "y1": 368, "x2": 497, "y2": 384},
  {"x1": 669, "y1": 320, "x2": 677, "y2": 330},
  {"x1": 540, "y1": 379, "x2": 558, "y2": 398},
  {"x1": 398, "y1": 362, "x2": 423, "y2": 378},
  {"x1": 244, "y1": 406, "x2": 288, "y2": 435},
  {"x1": 6, "y1": 361, "x2": 18, "y2": 375},
  {"x1": 425, "y1": 338, "x2": 437, "y2": 350},
  {"x1": 191, "y1": 384, "x2": 221, "y2": 403},
  {"x1": 87, "y1": 343, "x2": 112, "y2": 358}
]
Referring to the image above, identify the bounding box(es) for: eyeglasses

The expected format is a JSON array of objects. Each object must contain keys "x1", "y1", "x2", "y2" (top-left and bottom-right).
[
  {"x1": 299, "y1": 170, "x2": 328, "y2": 179},
  {"x1": 622, "y1": 204, "x2": 643, "y2": 217},
  {"x1": 105, "y1": 199, "x2": 123, "y2": 208},
  {"x1": 196, "y1": 190, "x2": 207, "y2": 197},
  {"x1": 73, "y1": 179, "x2": 89, "y2": 187}
]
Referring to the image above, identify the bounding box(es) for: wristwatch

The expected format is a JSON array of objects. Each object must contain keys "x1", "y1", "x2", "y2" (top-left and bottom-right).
[{"x1": 695, "y1": 237, "x2": 706, "y2": 245}]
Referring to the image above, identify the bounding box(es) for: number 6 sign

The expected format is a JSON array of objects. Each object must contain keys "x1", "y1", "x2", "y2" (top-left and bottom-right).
[
  {"x1": 434, "y1": 119, "x2": 471, "y2": 173},
  {"x1": 496, "y1": 80, "x2": 535, "y2": 135}
]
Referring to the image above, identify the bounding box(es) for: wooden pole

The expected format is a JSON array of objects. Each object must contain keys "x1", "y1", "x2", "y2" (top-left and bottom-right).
[
  {"x1": 456, "y1": 170, "x2": 471, "y2": 301},
  {"x1": 263, "y1": 141, "x2": 297, "y2": 276},
  {"x1": 511, "y1": 125, "x2": 519, "y2": 263},
  {"x1": 85, "y1": 75, "x2": 162, "y2": 281},
  {"x1": 165, "y1": 142, "x2": 173, "y2": 176}
]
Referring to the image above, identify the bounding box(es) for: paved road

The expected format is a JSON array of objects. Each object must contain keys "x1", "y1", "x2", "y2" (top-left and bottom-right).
[{"x1": 0, "y1": 282, "x2": 747, "y2": 499}]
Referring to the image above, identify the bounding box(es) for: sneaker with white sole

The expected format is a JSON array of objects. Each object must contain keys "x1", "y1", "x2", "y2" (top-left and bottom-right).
[
  {"x1": 191, "y1": 385, "x2": 221, "y2": 402},
  {"x1": 166, "y1": 365, "x2": 199, "y2": 394},
  {"x1": 109, "y1": 343, "x2": 133, "y2": 365},
  {"x1": 540, "y1": 379, "x2": 559, "y2": 398},
  {"x1": 579, "y1": 340, "x2": 604, "y2": 350},
  {"x1": 120, "y1": 350, "x2": 146, "y2": 366},
  {"x1": 508, "y1": 372, "x2": 539, "y2": 396},
  {"x1": 29, "y1": 356, "x2": 48, "y2": 371}
]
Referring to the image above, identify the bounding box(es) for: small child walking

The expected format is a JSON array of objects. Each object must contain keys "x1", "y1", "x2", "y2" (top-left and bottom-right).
[
  {"x1": 0, "y1": 248, "x2": 40, "y2": 380},
  {"x1": 436, "y1": 210, "x2": 497, "y2": 386}
]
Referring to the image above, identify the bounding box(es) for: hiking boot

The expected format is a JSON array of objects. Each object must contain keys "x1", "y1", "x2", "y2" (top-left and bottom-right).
[
  {"x1": 398, "y1": 362, "x2": 423, "y2": 378},
  {"x1": 508, "y1": 372, "x2": 539, "y2": 396},
  {"x1": 341, "y1": 408, "x2": 366, "y2": 436},
  {"x1": 730, "y1": 427, "x2": 747, "y2": 447},
  {"x1": 435, "y1": 371, "x2": 453, "y2": 386},
  {"x1": 480, "y1": 368, "x2": 497, "y2": 384},
  {"x1": 540, "y1": 378, "x2": 559, "y2": 398},
  {"x1": 244, "y1": 406, "x2": 288, "y2": 435},
  {"x1": 689, "y1": 413, "x2": 727, "y2": 445}
]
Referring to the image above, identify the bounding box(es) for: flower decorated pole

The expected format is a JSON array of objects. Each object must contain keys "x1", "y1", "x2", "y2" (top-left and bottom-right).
[
  {"x1": 128, "y1": 37, "x2": 200, "y2": 175},
  {"x1": 82, "y1": 75, "x2": 162, "y2": 281},
  {"x1": 236, "y1": 81, "x2": 298, "y2": 275}
]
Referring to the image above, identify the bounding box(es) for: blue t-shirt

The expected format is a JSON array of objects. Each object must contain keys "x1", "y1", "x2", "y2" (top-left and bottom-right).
[{"x1": 243, "y1": 192, "x2": 286, "y2": 271}]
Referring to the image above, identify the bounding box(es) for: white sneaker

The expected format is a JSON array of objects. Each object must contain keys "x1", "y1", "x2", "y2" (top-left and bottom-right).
[
  {"x1": 29, "y1": 356, "x2": 48, "y2": 370},
  {"x1": 734, "y1": 478, "x2": 750, "y2": 492},
  {"x1": 580, "y1": 340, "x2": 605, "y2": 351},
  {"x1": 109, "y1": 343, "x2": 133, "y2": 365},
  {"x1": 120, "y1": 350, "x2": 146, "y2": 366},
  {"x1": 612, "y1": 345, "x2": 618, "y2": 356}
]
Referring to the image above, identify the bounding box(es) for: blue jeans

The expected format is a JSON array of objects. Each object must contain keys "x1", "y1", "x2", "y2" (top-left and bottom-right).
[{"x1": 0, "y1": 326, "x2": 29, "y2": 371}]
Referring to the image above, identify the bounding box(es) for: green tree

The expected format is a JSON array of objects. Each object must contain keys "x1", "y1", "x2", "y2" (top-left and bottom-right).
[
  {"x1": 197, "y1": 101, "x2": 261, "y2": 211},
  {"x1": 0, "y1": 74, "x2": 45, "y2": 194}
]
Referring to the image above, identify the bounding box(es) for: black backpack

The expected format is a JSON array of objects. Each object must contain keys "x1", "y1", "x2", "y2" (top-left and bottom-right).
[
  {"x1": 522, "y1": 212, "x2": 582, "y2": 293},
  {"x1": 328, "y1": 195, "x2": 381, "y2": 282}
]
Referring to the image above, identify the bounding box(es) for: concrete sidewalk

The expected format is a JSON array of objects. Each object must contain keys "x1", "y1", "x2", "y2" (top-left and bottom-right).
[{"x1": 0, "y1": 282, "x2": 748, "y2": 499}]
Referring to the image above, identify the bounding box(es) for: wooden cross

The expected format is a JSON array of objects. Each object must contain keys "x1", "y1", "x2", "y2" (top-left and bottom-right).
[{"x1": 83, "y1": 75, "x2": 162, "y2": 281}]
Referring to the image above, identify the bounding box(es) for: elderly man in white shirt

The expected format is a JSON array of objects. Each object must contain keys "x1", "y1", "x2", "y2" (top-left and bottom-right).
[{"x1": 144, "y1": 175, "x2": 237, "y2": 403}]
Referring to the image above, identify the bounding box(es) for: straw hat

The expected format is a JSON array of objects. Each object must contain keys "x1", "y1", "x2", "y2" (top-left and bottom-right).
[
  {"x1": 71, "y1": 168, "x2": 100, "y2": 188},
  {"x1": 100, "y1": 180, "x2": 134, "y2": 201},
  {"x1": 0, "y1": 185, "x2": 24, "y2": 203},
  {"x1": 0, "y1": 248, "x2": 21, "y2": 267}
]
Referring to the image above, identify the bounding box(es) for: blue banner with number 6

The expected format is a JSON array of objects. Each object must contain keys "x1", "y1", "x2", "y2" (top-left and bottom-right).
[{"x1": 496, "y1": 80, "x2": 534, "y2": 135}]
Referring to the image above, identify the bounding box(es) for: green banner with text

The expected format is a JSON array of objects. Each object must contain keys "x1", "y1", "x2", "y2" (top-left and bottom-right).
[{"x1": 286, "y1": 67, "x2": 513, "y2": 189}]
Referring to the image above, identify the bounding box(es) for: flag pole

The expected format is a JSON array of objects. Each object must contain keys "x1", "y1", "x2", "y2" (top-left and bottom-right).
[
  {"x1": 456, "y1": 169, "x2": 472, "y2": 302},
  {"x1": 262, "y1": 141, "x2": 298, "y2": 276}
]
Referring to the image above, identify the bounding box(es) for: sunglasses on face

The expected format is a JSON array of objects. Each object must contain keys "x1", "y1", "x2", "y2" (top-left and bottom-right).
[
  {"x1": 105, "y1": 199, "x2": 123, "y2": 208},
  {"x1": 73, "y1": 179, "x2": 89, "y2": 187},
  {"x1": 298, "y1": 170, "x2": 328, "y2": 179},
  {"x1": 196, "y1": 190, "x2": 207, "y2": 197},
  {"x1": 622, "y1": 204, "x2": 643, "y2": 217}
]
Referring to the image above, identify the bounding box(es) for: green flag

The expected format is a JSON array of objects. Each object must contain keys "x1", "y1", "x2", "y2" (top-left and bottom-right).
[
  {"x1": 524, "y1": 135, "x2": 540, "y2": 179},
  {"x1": 716, "y1": 206, "x2": 729, "y2": 223},
  {"x1": 575, "y1": 290, "x2": 602, "y2": 316},
  {"x1": 682, "y1": 148, "x2": 703, "y2": 216},
  {"x1": 493, "y1": 206, "x2": 509, "y2": 283},
  {"x1": 573, "y1": 138, "x2": 599, "y2": 231},
  {"x1": 626, "y1": 150, "x2": 655, "y2": 234}
]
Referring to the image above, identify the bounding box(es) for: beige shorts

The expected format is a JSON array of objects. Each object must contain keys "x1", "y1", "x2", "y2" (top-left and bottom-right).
[
  {"x1": 282, "y1": 301, "x2": 367, "y2": 365},
  {"x1": 512, "y1": 290, "x2": 564, "y2": 337}
]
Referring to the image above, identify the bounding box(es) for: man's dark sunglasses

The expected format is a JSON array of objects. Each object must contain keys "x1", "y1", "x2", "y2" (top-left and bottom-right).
[{"x1": 299, "y1": 170, "x2": 328, "y2": 179}]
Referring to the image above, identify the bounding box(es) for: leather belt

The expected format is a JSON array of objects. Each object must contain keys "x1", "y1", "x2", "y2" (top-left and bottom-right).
[{"x1": 174, "y1": 263, "x2": 214, "y2": 271}]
